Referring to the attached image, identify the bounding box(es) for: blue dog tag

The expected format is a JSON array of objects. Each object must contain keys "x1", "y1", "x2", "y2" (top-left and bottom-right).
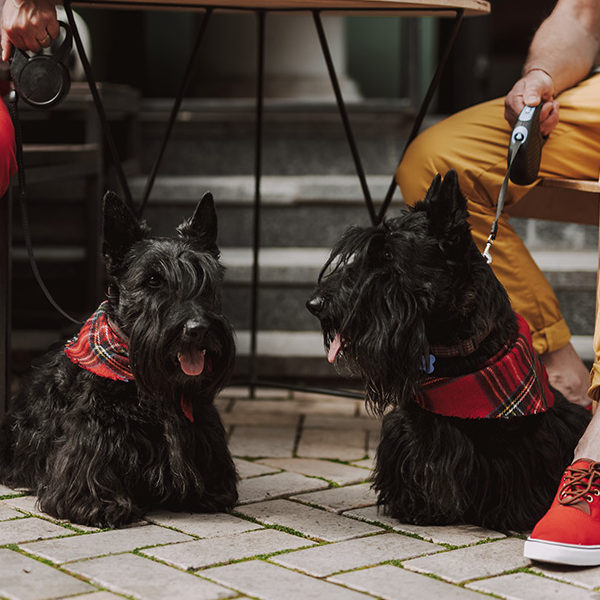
[{"x1": 421, "y1": 354, "x2": 436, "y2": 374}]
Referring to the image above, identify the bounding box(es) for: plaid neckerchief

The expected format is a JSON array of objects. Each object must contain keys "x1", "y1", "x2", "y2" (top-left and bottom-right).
[
  {"x1": 65, "y1": 301, "x2": 194, "y2": 422},
  {"x1": 414, "y1": 313, "x2": 554, "y2": 419},
  {"x1": 65, "y1": 301, "x2": 133, "y2": 382}
]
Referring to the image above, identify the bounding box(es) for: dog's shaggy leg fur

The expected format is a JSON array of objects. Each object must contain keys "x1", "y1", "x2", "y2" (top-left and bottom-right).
[{"x1": 374, "y1": 395, "x2": 589, "y2": 531}]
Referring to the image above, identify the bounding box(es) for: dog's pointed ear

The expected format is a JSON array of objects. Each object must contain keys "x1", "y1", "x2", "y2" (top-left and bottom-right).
[
  {"x1": 178, "y1": 192, "x2": 218, "y2": 254},
  {"x1": 102, "y1": 191, "x2": 146, "y2": 268},
  {"x1": 423, "y1": 170, "x2": 471, "y2": 256},
  {"x1": 423, "y1": 172, "x2": 442, "y2": 205}
]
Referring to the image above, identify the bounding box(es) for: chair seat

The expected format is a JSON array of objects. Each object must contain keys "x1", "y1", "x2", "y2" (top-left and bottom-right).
[{"x1": 507, "y1": 177, "x2": 600, "y2": 226}]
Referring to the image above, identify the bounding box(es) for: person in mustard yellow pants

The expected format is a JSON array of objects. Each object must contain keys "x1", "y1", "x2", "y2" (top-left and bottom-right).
[
  {"x1": 398, "y1": 70, "x2": 600, "y2": 410},
  {"x1": 398, "y1": 0, "x2": 600, "y2": 567}
]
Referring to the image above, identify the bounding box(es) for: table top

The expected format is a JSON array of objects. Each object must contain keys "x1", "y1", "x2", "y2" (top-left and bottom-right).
[{"x1": 73, "y1": 0, "x2": 490, "y2": 16}]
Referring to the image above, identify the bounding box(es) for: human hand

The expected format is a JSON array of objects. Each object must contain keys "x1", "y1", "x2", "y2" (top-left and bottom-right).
[
  {"x1": 504, "y1": 69, "x2": 559, "y2": 137},
  {"x1": 1, "y1": 0, "x2": 59, "y2": 62}
]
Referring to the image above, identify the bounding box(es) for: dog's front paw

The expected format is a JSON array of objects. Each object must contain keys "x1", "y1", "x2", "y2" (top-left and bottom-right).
[{"x1": 39, "y1": 493, "x2": 142, "y2": 528}]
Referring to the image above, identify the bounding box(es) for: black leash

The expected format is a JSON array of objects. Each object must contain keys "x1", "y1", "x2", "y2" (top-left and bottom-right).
[
  {"x1": 481, "y1": 142, "x2": 521, "y2": 263},
  {"x1": 7, "y1": 90, "x2": 82, "y2": 325}
]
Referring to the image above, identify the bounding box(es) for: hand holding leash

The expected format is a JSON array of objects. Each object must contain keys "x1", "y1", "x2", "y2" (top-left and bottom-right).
[
  {"x1": 483, "y1": 103, "x2": 546, "y2": 264},
  {"x1": 508, "y1": 103, "x2": 546, "y2": 186}
]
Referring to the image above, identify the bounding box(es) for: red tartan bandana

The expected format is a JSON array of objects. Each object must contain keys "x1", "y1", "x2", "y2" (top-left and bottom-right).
[
  {"x1": 65, "y1": 301, "x2": 194, "y2": 422},
  {"x1": 415, "y1": 313, "x2": 554, "y2": 419}
]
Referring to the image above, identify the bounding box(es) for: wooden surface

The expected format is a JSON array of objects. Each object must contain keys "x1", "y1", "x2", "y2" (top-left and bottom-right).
[
  {"x1": 507, "y1": 177, "x2": 600, "y2": 226},
  {"x1": 73, "y1": 0, "x2": 490, "y2": 16}
]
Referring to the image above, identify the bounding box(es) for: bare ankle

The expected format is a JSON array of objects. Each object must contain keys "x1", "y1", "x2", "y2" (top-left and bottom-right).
[{"x1": 542, "y1": 343, "x2": 591, "y2": 408}]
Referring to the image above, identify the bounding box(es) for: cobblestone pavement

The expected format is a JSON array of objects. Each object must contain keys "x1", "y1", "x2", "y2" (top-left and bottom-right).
[{"x1": 2, "y1": 387, "x2": 600, "y2": 599}]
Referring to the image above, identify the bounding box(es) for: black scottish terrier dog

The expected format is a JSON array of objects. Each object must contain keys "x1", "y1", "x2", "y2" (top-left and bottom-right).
[
  {"x1": 307, "y1": 170, "x2": 590, "y2": 531},
  {"x1": 0, "y1": 191, "x2": 238, "y2": 527}
]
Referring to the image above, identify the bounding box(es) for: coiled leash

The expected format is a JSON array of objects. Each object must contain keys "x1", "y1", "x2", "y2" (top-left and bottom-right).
[
  {"x1": 482, "y1": 103, "x2": 545, "y2": 264},
  {"x1": 7, "y1": 23, "x2": 82, "y2": 325}
]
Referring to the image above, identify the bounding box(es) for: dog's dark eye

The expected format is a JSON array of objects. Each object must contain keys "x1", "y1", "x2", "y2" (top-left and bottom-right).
[
  {"x1": 383, "y1": 250, "x2": 394, "y2": 261},
  {"x1": 147, "y1": 274, "x2": 162, "y2": 288}
]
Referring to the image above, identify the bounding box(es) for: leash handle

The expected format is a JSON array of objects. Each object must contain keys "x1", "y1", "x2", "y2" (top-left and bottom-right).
[
  {"x1": 483, "y1": 103, "x2": 545, "y2": 264},
  {"x1": 7, "y1": 90, "x2": 82, "y2": 325}
]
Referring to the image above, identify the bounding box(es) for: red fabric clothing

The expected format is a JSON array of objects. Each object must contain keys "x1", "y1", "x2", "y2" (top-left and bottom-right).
[
  {"x1": 415, "y1": 313, "x2": 555, "y2": 419},
  {"x1": 65, "y1": 300, "x2": 133, "y2": 382},
  {"x1": 0, "y1": 97, "x2": 16, "y2": 196}
]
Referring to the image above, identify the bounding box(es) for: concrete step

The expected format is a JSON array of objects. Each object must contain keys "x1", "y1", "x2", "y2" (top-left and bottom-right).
[
  {"x1": 139, "y1": 98, "x2": 415, "y2": 176},
  {"x1": 130, "y1": 174, "x2": 600, "y2": 251},
  {"x1": 12, "y1": 246, "x2": 598, "y2": 334}
]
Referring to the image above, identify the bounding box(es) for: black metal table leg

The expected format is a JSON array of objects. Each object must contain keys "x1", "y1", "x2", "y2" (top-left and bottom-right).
[
  {"x1": 0, "y1": 189, "x2": 12, "y2": 417},
  {"x1": 63, "y1": 0, "x2": 135, "y2": 213},
  {"x1": 249, "y1": 10, "x2": 266, "y2": 395},
  {"x1": 378, "y1": 9, "x2": 465, "y2": 223},
  {"x1": 313, "y1": 10, "x2": 377, "y2": 225},
  {"x1": 138, "y1": 8, "x2": 214, "y2": 217}
]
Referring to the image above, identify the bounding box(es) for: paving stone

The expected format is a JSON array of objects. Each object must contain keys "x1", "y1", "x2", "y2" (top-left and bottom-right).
[
  {"x1": 202, "y1": 559, "x2": 371, "y2": 599},
  {"x1": 228, "y1": 426, "x2": 296, "y2": 458},
  {"x1": 296, "y1": 428, "x2": 367, "y2": 461},
  {"x1": 61, "y1": 594, "x2": 125, "y2": 600},
  {"x1": 358, "y1": 403, "x2": 376, "y2": 418},
  {"x1": 0, "y1": 548, "x2": 94, "y2": 600},
  {"x1": 66, "y1": 553, "x2": 234, "y2": 600},
  {"x1": 345, "y1": 506, "x2": 506, "y2": 545},
  {"x1": 21, "y1": 524, "x2": 192, "y2": 563},
  {"x1": 218, "y1": 386, "x2": 253, "y2": 399},
  {"x1": 0, "y1": 483, "x2": 21, "y2": 496},
  {"x1": 303, "y1": 414, "x2": 381, "y2": 432},
  {"x1": 238, "y1": 471, "x2": 329, "y2": 504},
  {"x1": 235, "y1": 458, "x2": 280, "y2": 479},
  {"x1": 403, "y1": 538, "x2": 529, "y2": 583},
  {"x1": 237, "y1": 499, "x2": 382, "y2": 542},
  {"x1": 142, "y1": 528, "x2": 315, "y2": 570},
  {"x1": 271, "y1": 532, "x2": 442, "y2": 576},
  {"x1": 351, "y1": 457, "x2": 375, "y2": 471},
  {"x1": 291, "y1": 483, "x2": 377, "y2": 513},
  {"x1": 145, "y1": 510, "x2": 263, "y2": 538},
  {"x1": 292, "y1": 391, "x2": 361, "y2": 408},
  {"x1": 0, "y1": 500, "x2": 24, "y2": 521},
  {"x1": 329, "y1": 564, "x2": 486, "y2": 599},
  {"x1": 221, "y1": 410, "x2": 300, "y2": 427},
  {"x1": 530, "y1": 563, "x2": 600, "y2": 590},
  {"x1": 214, "y1": 397, "x2": 231, "y2": 413},
  {"x1": 367, "y1": 430, "x2": 380, "y2": 456},
  {"x1": 2, "y1": 495, "x2": 101, "y2": 532},
  {"x1": 0, "y1": 516, "x2": 73, "y2": 545},
  {"x1": 257, "y1": 457, "x2": 370, "y2": 485},
  {"x1": 232, "y1": 398, "x2": 358, "y2": 416},
  {"x1": 466, "y1": 572, "x2": 597, "y2": 599},
  {"x1": 220, "y1": 387, "x2": 291, "y2": 400}
]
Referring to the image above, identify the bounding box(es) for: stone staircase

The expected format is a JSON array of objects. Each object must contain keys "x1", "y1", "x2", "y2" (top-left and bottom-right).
[{"x1": 11, "y1": 97, "x2": 598, "y2": 380}]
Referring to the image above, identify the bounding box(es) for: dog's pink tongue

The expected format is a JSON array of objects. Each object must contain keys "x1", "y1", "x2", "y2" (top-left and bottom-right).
[
  {"x1": 178, "y1": 349, "x2": 206, "y2": 376},
  {"x1": 328, "y1": 334, "x2": 342, "y2": 364}
]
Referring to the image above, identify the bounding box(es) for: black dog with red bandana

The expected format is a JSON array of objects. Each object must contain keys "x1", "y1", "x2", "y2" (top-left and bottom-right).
[
  {"x1": 307, "y1": 171, "x2": 589, "y2": 531},
  {"x1": 0, "y1": 192, "x2": 237, "y2": 527}
]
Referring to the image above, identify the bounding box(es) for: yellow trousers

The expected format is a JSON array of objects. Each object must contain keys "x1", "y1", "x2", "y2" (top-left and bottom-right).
[{"x1": 397, "y1": 72, "x2": 600, "y2": 360}]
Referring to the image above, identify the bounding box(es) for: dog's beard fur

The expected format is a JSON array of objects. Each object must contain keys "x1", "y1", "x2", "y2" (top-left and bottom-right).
[
  {"x1": 109, "y1": 243, "x2": 235, "y2": 403},
  {"x1": 308, "y1": 170, "x2": 590, "y2": 530}
]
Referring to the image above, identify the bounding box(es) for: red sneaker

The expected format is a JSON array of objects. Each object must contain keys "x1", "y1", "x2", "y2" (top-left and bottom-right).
[{"x1": 524, "y1": 459, "x2": 600, "y2": 566}]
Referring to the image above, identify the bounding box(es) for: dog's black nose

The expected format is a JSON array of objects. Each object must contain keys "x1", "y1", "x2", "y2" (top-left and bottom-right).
[
  {"x1": 306, "y1": 295, "x2": 325, "y2": 316},
  {"x1": 183, "y1": 319, "x2": 206, "y2": 340}
]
